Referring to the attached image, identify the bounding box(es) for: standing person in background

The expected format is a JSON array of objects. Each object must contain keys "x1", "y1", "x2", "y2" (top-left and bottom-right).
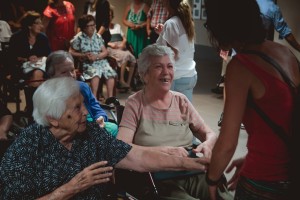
[
  {"x1": 123, "y1": 0, "x2": 149, "y2": 58},
  {"x1": 83, "y1": 0, "x2": 97, "y2": 18},
  {"x1": 42, "y1": 0, "x2": 75, "y2": 51},
  {"x1": 0, "y1": 0, "x2": 26, "y2": 33},
  {"x1": 108, "y1": 6, "x2": 136, "y2": 89},
  {"x1": 95, "y1": 0, "x2": 111, "y2": 47},
  {"x1": 256, "y1": 0, "x2": 300, "y2": 52},
  {"x1": 146, "y1": 0, "x2": 168, "y2": 44},
  {"x1": 205, "y1": 0, "x2": 300, "y2": 199},
  {"x1": 156, "y1": 0, "x2": 197, "y2": 102}
]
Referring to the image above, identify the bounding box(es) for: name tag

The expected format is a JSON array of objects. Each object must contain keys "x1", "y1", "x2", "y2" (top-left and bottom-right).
[{"x1": 169, "y1": 121, "x2": 185, "y2": 126}]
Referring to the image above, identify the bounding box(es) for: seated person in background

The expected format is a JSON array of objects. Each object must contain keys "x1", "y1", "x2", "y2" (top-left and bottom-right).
[
  {"x1": 108, "y1": 6, "x2": 136, "y2": 89},
  {"x1": 0, "y1": 101, "x2": 13, "y2": 140},
  {"x1": 70, "y1": 14, "x2": 116, "y2": 99},
  {"x1": 8, "y1": 11, "x2": 51, "y2": 87},
  {"x1": 45, "y1": 50, "x2": 118, "y2": 137},
  {"x1": 0, "y1": 77, "x2": 209, "y2": 199},
  {"x1": 0, "y1": 12, "x2": 12, "y2": 91},
  {"x1": 0, "y1": 15, "x2": 12, "y2": 46},
  {"x1": 8, "y1": 11, "x2": 51, "y2": 116},
  {"x1": 117, "y1": 44, "x2": 230, "y2": 199}
]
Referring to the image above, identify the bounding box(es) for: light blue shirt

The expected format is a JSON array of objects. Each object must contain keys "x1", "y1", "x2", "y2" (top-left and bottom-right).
[{"x1": 256, "y1": 0, "x2": 291, "y2": 39}]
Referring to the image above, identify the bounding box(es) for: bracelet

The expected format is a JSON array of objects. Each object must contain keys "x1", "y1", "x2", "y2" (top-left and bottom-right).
[{"x1": 205, "y1": 173, "x2": 221, "y2": 186}]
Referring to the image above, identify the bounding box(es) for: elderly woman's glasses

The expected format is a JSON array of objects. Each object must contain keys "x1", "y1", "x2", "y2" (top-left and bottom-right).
[{"x1": 86, "y1": 23, "x2": 96, "y2": 28}]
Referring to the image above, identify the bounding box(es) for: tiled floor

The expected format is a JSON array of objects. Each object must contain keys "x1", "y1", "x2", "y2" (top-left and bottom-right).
[{"x1": 6, "y1": 50, "x2": 248, "y2": 184}]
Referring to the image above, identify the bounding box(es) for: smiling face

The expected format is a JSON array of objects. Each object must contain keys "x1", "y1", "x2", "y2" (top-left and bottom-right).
[{"x1": 144, "y1": 55, "x2": 174, "y2": 93}]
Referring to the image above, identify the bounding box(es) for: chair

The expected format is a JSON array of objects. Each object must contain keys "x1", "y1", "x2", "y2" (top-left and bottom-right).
[{"x1": 110, "y1": 102, "x2": 210, "y2": 199}]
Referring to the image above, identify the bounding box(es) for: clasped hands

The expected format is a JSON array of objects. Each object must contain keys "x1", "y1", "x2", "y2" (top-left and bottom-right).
[{"x1": 80, "y1": 52, "x2": 100, "y2": 62}]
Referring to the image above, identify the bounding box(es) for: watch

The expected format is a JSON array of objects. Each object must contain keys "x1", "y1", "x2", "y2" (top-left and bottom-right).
[{"x1": 205, "y1": 173, "x2": 221, "y2": 186}]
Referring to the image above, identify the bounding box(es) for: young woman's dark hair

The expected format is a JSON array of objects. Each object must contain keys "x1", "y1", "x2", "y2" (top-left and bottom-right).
[{"x1": 205, "y1": 0, "x2": 265, "y2": 49}]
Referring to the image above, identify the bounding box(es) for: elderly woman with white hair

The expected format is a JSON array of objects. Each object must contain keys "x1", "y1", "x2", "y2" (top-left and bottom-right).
[
  {"x1": 0, "y1": 76, "x2": 211, "y2": 199},
  {"x1": 45, "y1": 50, "x2": 118, "y2": 137},
  {"x1": 117, "y1": 44, "x2": 230, "y2": 199}
]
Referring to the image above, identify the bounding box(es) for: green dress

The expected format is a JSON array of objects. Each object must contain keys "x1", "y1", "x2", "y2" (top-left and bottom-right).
[{"x1": 126, "y1": 3, "x2": 147, "y2": 58}]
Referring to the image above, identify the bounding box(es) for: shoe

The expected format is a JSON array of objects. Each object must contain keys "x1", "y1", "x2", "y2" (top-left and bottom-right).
[
  {"x1": 211, "y1": 86, "x2": 224, "y2": 94},
  {"x1": 218, "y1": 112, "x2": 223, "y2": 127},
  {"x1": 117, "y1": 82, "x2": 130, "y2": 89}
]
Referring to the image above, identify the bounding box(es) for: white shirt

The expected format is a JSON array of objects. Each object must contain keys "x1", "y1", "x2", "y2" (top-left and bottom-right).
[
  {"x1": 0, "y1": 20, "x2": 12, "y2": 51},
  {"x1": 156, "y1": 16, "x2": 196, "y2": 79}
]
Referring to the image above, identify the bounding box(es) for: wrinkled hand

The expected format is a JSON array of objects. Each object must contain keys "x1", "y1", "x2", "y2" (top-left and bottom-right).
[
  {"x1": 69, "y1": 161, "x2": 113, "y2": 193},
  {"x1": 85, "y1": 52, "x2": 96, "y2": 62},
  {"x1": 193, "y1": 142, "x2": 213, "y2": 160},
  {"x1": 184, "y1": 157, "x2": 209, "y2": 171},
  {"x1": 226, "y1": 157, "x2": 245, "y2": 190},
  {"x1": 167, "y1": 146, "x2": 189, "y2": 157},
  {"x1": 96, "y1": 116, "x2": 105, "y2": 128}
]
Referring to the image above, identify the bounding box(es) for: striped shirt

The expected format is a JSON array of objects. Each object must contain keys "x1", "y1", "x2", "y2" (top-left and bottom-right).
[{"x1": 120, "y1": 90, "x2": 206, "y2": 147}]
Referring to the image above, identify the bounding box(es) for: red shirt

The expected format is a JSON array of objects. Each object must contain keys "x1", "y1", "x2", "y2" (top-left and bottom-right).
[
  {"x1": 237, "y1": 54, "x2": 292, "y2": 181},
  {"x1": 43, "y1": 1, "x2": 75, "y2": 51}
]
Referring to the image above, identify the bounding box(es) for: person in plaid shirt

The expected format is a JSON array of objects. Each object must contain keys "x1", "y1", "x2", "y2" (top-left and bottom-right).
[{"x1": 146, "y1": 0, "x2": 168, "y2": 44}]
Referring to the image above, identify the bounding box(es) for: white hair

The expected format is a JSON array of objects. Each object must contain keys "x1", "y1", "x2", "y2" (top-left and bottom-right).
[
  {"x1": 137, "y1": 44, "x2": 175, "y2": 82},
  {"x1": 32, "y1": 77, "x2": 80, "y2": 126},
  {"x1": 46, "y1": 50, "x2": 74, "y2": 78}
]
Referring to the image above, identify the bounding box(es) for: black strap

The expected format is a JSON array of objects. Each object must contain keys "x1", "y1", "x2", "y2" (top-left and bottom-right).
[
  {"x1": 241, "y1": 50, "x2": 294, "y2": 146},
  {"x1": 248, "y1": 98, "x2": 290, "y2": 145},
  {"x1": 242, "y1": 50, "x2": 296, "y2": 89}
]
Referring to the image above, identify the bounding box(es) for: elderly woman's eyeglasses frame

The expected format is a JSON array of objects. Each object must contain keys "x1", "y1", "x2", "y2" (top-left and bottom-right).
[{"x1": 86, "y1": 23, "x2": 96, "y2": 28}]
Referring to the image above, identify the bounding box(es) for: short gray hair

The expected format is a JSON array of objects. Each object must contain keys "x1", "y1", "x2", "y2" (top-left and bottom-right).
[
  {"x1": 32, "y1": 77, "x2": 80, "y2": 126},
  {"x1": 46, "y1": 50, "x2": 74, "y2": 78},
  {"x1": 137, "y1": 44, "x2": 175, "y2": 82}
]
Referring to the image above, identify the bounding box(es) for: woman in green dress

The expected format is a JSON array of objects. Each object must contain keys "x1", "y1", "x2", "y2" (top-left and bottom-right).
[{"x1": 123, "y1": 0, "x2": 149, "y2": 58}]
